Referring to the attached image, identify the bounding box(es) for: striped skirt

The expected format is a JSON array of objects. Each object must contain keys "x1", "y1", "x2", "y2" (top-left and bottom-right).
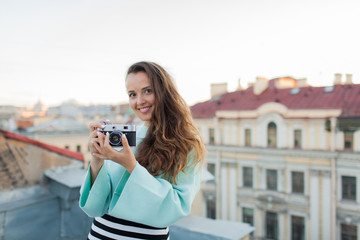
[{"x1": 88, "y1": 214, "x2": 170, "y2": 240}]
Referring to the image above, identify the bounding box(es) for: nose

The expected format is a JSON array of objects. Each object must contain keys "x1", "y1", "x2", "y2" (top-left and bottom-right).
[{"x1": 136, "y1": 94, "x2": 146, "y2": 105}]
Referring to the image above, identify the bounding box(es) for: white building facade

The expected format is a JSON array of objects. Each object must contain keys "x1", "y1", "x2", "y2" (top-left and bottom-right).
[{"x1": 192, "y1": 76, "x2": 360, "y2": 240}]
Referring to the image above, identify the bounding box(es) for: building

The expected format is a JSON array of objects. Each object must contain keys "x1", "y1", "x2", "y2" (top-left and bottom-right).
[
  {"x1": 0, "y1": 105, "x2": 19, "y2": 131},
  {"x1": 191, "y1": 74, "x2": 360, "y2": 240},
  {"x1": 0, "y1": 129, "x2": 91, "y2": 239},
  {"x1": 0, "y1": 129, "x2": 85, "y2": 190},
  {"x1": 21, "y1": 117, "x2": 92, "y2": 165}
]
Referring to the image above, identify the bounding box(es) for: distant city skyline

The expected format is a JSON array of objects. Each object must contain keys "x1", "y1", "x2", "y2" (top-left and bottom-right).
[{"x1": 1, "y1": 0, "x2": 360, "y2": 107}]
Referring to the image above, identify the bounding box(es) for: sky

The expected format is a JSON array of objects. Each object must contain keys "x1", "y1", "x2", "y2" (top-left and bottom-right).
[{"x1": 1, "y1": 0, "x2": 359, "y2": 107}]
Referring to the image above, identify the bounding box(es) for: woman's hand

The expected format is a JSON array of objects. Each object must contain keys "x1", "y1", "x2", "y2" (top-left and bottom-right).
[
  {"x1": 93, "y1": 131, "x2": 137, "y2": 173},
  {"x1": 88, "y1": 121, "x2": 105, "y2": 160},
  {"x1": 88, "y1": 120, "x2": 108, "y2": 183}
]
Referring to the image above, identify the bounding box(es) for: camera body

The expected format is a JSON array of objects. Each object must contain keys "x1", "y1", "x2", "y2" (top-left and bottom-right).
[{"x1": 98, "y1": 124, "x2": 136, "y2": 147}]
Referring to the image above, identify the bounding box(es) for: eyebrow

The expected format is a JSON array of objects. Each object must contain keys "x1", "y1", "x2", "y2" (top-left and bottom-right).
[
  {"x1": 127, "y1": 85, "x2": 152, "y2": 94},
  {"x1": 142, "y1": 85, "x2": 152, "y2": 90}
]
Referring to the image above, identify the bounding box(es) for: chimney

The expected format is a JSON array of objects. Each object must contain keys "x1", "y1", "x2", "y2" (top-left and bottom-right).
[
  {"x1": 297, "y1": 78, "x2": 308, "y2": 88},
  {"x1": 253, "y1": 77, "x2": 268, "y2": 95},
  {"x1": 237, "y1": 78, "x2": 243, "y2": 90},
  {"x1": 274, "y1": 77, "x2": 298, "y2": 89},
  {"x1": 210, "y1": 83, "x2": 227, "y2": 98},
  {"x1": 334, "y1": 73, "x2": 342, "y2": 85},
  {"x1": 345, "y1": 74, "x2": 353, "y2": 84}
]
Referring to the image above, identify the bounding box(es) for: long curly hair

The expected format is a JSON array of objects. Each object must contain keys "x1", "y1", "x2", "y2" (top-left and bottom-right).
[{"x1": 127, "y1": 61, "x2": 205, "y2": 183}]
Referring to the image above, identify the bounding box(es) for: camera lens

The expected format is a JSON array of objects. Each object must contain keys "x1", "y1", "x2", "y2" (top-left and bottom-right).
[{"x1": 109, "y1": 131, "x2": 122, "y2": 145}]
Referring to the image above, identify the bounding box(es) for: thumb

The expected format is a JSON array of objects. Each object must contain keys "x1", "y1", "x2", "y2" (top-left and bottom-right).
[{"x1": 121, "y1": 134, "x2": 130, "y2": 149}]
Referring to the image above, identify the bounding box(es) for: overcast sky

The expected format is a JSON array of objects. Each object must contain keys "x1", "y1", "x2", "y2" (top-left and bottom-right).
[{"x1": 1, "y1": 0, "x2": 359, "y2": 107}]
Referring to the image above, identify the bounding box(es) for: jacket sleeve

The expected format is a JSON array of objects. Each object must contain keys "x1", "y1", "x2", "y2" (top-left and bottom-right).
[
  {"x1": 108, "y1": 153, "x2": 201, "y2": 228},
  {"x1": 79, "y1": 161, "x2": 112, "y2": 217}
]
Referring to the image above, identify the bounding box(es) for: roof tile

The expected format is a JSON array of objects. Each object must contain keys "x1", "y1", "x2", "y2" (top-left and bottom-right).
[{"x1": 191, "y1": 84, "x2": 360, "y2": 119}]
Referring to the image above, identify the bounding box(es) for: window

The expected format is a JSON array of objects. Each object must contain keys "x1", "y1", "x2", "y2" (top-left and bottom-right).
[
  {"x1": 267, "y1": 169, "x2": 277, "y2": 191},
  {"x1": 266, "y1": 211, "x2": 278, "y2": 240},
  {"x1": 76, "y1": 145, "x2": 81, "y2": 152},
  {"x1": 207, "y1": 163, "x2": 215, "y2": 178},
  {"x1": 341, "y1": 223, "x2": 357, "y2": 240},
  {"x1": 342, "y1": 176, "x2": 356, "y2": 201},
  {"x1": 209, "y1": 128, "x2": 215, "y2": 145},
  {"x1": 294, "y1": 129, "x2": 302, "y2": 149},
  {"x1": 292, "y1": 171, "x2": 304, "y2": 194},
  {"x1": 267, "y1": 122, "x2": 277, "y2": 148},
  {"x1": 344, "y1": 131, "x2": 354, "y2": 151},
  {"x1": 324, "y1": 86, "x2": 335, "y2": 93},
  {"x1": 65, "y1": 145, "x2": 69, "y2": 149},
  {"x1": 206, "y1": 198, "x2": 216, "y2": 219},
  {"x1": 245, "y1": 128, "x2": 251, "y2": 146},
  {"x1": 242, "y1": 207, "x2": 254, "y2": 226},
  {"x1": 291, "y1": 216, "x2": 305, "y2": 240},
  {"x1": 290, "y1": 88, "x2": 301, "y2": 95},
  {"x1": 243, "y1": 167, "x2": 253, "y2": 188},
  {"x1": 243, "y1": 208, "x2": 254, "y2": 237}
]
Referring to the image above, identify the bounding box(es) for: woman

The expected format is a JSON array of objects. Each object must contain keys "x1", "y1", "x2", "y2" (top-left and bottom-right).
[{"x1": 80, "y1": 61, "x2": 205, "y2": 240}]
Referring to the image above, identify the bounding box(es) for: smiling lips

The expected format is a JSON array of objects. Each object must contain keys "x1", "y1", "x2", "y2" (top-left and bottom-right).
[{"x1": 139, "y1": 106, "x2": 151, "y2": 113}]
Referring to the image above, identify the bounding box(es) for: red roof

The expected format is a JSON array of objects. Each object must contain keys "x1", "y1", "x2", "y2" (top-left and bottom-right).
[
  {"x1": 0, "y1": 129, "x2": 84, "y2": 161},
  {"x1": 191, "y1": 84, "x2": 360, "y2": 119}
]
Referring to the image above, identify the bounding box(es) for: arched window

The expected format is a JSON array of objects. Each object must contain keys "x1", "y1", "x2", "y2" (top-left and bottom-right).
[{"x1": 267, "y1": 122, "x2": 277, "y2": 148}]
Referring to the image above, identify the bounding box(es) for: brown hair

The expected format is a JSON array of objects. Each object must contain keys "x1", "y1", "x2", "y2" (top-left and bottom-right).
[{"x1": 127, "y1": 61, "x2": 205, "y2": 183}]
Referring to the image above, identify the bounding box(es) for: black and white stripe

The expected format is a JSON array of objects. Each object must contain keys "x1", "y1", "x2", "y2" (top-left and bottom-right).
[{"x1": 88, "y1": 214, "x2": 170, "y2": 240}]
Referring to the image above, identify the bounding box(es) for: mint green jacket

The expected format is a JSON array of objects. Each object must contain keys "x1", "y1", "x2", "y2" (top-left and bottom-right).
[{"x1": 79, "y1": 125, "x2": 201, "y2": 228}]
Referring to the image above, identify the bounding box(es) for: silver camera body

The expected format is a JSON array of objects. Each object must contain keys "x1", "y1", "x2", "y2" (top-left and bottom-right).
[{"x1": 98, "y1": 124, "x2": 136, "y2": 147}]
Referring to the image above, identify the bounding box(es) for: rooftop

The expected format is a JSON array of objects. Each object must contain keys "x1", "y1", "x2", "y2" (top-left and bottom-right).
[
  {"x1": 191, "y1": 81, "x2": 360, "y2": 119},
  {"x1": 0, "y1": 129, "x2": 83, "y2": 190}
]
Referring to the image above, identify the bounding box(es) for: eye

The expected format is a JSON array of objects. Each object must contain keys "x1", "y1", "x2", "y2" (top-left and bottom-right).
[
  {"x1": 129, "y1": 92, "x2": 136, "y2": 98},
  {"x1": 144, "y1": 88, "x2": 152, "y2": 94}
]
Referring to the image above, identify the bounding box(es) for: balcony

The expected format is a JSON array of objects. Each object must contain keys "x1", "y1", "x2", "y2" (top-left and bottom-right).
[{"x1": 205, "y1": 144, "x2": 360, "y2": 162}]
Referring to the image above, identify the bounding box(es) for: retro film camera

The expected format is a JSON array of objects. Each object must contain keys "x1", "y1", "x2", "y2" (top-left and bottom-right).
[{"x1": 98, "y1": 122, "x2": 136, "y2": 147}]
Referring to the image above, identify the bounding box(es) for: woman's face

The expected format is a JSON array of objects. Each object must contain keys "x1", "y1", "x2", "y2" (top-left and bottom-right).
[{"x1": 126, "y1": 72, "x2": 155, "y2": 126}]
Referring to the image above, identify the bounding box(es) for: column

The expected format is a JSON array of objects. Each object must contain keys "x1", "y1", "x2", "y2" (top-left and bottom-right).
[
  {"x1": 221, "y1": 164, "x2": 228, "y2": 220},
  {"x1": 309, "y1": 123, "x2": 315, "y2": 149},
  {"x1": 322, "y1": 170, "x2": 332, "y2": 240},
  {"x1": 310, "y1": 170, "x2": 320, "y2": 240},
  {"x1": 215, "y1": 150, "x2": 221, "y2": 219},
  {"x1": 229, "y1": 164, "x2": 237, "y2": 221},
  {"x1": 278, "y1": 169, "x2": 284, "y2": 192},
  {"x1": 279, "y1": 213, "x2": 285, "y2": 240}
]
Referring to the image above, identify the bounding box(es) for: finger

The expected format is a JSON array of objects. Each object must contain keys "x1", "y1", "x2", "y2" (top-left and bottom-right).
[
  {"x1": 104, "y1": 132, "x2": 110, "y2": 147},
  {"x1": 121, "y1": 134, "x2": 130, "y2": 149},
  {"x1": 100, "y1": 118, "x2": 112, "y2": 125},
  {"x1": 93, "y1": 140, "x2": 102, "y2": 153},
  {"x1": 88, "y1": 121, "x2": 99, "y2": 129},
  {"x1": 97, "y1": 131, "x2": 105, "y2": 147},
  {"x1": 90, "y1": 138, "x2": 101, "y2": 148},
  {"x1": 90, "y1": 130, "x2": 99, "y2": 138},
  {"x1": 88, "y1": 139, "x2": 95, "y2": 148},
  {"x1": 89, "y1": 122, "x2": 104, "y2": 131}
]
